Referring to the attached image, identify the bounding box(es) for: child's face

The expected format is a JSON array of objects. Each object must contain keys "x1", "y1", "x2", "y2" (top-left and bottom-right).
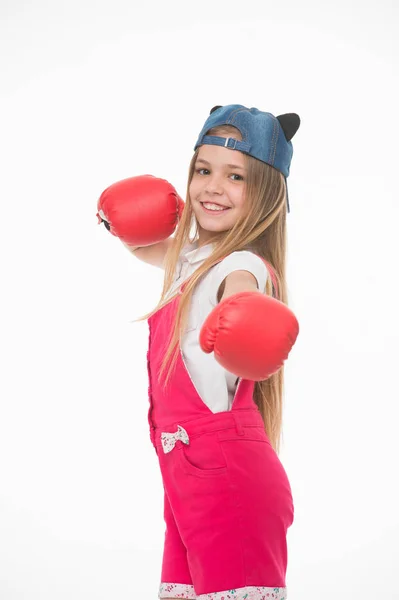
[{"x1": 189, "y1": 144, "x2": 248, "y2": 245}]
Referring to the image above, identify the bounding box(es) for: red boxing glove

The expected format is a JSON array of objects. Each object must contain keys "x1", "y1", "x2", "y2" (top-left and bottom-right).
[
  {"x1": 96, "y1": 174, "x2": 185, "y2": 246},
  {"x1": 199, "y1": 291, "x2": 299, "y2": 381}
]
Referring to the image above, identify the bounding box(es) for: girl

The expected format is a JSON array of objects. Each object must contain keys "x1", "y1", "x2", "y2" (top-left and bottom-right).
[{"x1": 97, "y1": 104, "x2": 301, "y2": 600}]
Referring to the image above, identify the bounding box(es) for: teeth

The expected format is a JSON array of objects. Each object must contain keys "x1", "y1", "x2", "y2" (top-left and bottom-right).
[{"x1": 202, "y1": 203, "x2": 227, "y2": 211}]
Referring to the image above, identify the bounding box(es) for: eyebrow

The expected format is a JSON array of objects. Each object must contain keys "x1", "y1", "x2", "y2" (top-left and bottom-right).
[{"x1": 196, "y1": 158, "x2": 246, "y2": 171}]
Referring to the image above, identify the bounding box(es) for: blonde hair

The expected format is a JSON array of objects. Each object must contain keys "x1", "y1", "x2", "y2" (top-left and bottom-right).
[{"x1": 135, "y1": 125, "x2": 289, "y2": 454}]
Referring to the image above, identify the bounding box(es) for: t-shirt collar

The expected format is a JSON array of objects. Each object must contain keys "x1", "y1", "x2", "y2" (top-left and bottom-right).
[{"x1": 181, "y1": 240, "x2": 215, "y2": 265}]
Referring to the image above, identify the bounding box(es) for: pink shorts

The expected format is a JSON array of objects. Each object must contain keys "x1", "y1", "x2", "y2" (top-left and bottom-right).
[{"x1": 154, "y1": 411, "x2": 294, "y2": 600}]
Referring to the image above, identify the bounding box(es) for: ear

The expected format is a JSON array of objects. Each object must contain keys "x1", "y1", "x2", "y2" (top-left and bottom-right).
[
  {"x1": 276, "y1": 113, "x2": 301, "y2": 142},
  {"x1": 210, "y1": 105, "x2": 223, "y2": 115}
]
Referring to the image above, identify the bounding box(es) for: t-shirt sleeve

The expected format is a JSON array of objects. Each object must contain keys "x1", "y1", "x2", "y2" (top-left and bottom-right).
[{"x1": 208, "y1": 251, "x2": 269, "y2": 306}]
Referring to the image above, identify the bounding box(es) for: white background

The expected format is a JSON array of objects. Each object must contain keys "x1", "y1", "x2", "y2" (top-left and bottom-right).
[{"x1": 1, "y1": 0, "x2": 398, "y2": 598}]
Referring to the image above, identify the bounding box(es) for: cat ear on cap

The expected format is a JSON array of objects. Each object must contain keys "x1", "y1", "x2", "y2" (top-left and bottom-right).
[
  {"x1": 276, "y1": 113, "x2": 301, "y2": 142},
  {"x1": 207, "y1": 106, "x2": 301, "y2": 143}
]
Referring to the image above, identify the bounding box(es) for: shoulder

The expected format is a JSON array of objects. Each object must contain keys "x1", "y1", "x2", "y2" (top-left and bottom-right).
[
  {"x1": 218, "y1": 250, "x2": 267, "y2": 267},
  {"x1": 215, "y1": 251, "x2": 269, "y2": 284}
]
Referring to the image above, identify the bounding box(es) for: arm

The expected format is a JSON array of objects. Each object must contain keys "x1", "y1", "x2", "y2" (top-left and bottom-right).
[
  {"x1": 212, "y1": 251, "x2": 268, "y2": 305},
  {"x1": 217, "y1": 270, "x2": 259, "y2": 303},
  {"x1": 122, "y1": 243, "x2": 141, "y2": 253},
  {"x1": 121, "y1": 238, "x2": 173, "y2": 269}
]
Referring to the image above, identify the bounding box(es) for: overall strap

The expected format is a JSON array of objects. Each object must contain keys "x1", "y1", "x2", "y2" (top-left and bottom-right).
[{"x1": 256, "y1": 256, "x2": 279, "y2": 300}]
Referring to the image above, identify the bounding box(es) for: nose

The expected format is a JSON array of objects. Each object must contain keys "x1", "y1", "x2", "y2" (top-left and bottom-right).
[{"x1": 204, "y1": 173, "x2": 224, "y2": 195}]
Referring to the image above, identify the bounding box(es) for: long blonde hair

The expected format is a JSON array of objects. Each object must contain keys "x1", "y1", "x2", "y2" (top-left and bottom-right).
[{"x1": 135, "y1": 125, "x2": 289, "y2": 454}]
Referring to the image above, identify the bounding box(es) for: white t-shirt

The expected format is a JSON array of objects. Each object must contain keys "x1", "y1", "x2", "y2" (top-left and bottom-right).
[{"x1": 166, "y1": 240, "x2": 269, "y2": 413}]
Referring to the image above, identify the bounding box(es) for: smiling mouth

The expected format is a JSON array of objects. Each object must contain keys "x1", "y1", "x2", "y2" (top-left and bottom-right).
[{"x1": 200, "y1": 201, "x2": 231, "y2": 210}]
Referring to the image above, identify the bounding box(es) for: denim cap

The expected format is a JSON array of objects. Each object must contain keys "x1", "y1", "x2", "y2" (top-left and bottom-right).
[{"x1": 194, "y1": 104, "x2": 300, "y2": 213}]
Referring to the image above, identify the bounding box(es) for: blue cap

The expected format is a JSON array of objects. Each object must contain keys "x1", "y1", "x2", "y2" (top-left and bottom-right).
[{"x1": 194, "y1": 104, "x2": 300, "y2": 213}]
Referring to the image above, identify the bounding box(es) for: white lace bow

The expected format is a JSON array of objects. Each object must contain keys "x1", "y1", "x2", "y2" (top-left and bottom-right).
[{"x1": 161, "y1": 425, "x2": 189, "y2": 454}]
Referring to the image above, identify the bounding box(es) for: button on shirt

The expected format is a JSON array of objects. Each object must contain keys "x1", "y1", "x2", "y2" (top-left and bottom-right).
[{"x1": 166, "y1": 241, "x2": 269, "y2": 413}]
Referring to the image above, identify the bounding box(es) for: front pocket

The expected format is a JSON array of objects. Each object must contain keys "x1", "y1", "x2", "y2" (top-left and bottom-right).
[{"x1": 178, "y1": 434, "x2": 228, "y2": 478}]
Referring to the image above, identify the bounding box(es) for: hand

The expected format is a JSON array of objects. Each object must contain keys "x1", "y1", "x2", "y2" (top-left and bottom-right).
[
  {"x1": 199, "y1": 291, "x2": 299, "y2": 380},
  {"x1": 96, "y1": 174, "x2": 185, "y2": 246}
]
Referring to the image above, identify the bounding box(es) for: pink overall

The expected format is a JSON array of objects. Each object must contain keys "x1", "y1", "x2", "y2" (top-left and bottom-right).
[{"x1": 146, "y1": 256, "x2": 294, "y2": 600}]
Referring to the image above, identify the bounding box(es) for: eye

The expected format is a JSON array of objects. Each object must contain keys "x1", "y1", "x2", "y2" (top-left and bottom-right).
[{"x1": 194, "y1": 168, "x2": 244, "y2": 181}]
